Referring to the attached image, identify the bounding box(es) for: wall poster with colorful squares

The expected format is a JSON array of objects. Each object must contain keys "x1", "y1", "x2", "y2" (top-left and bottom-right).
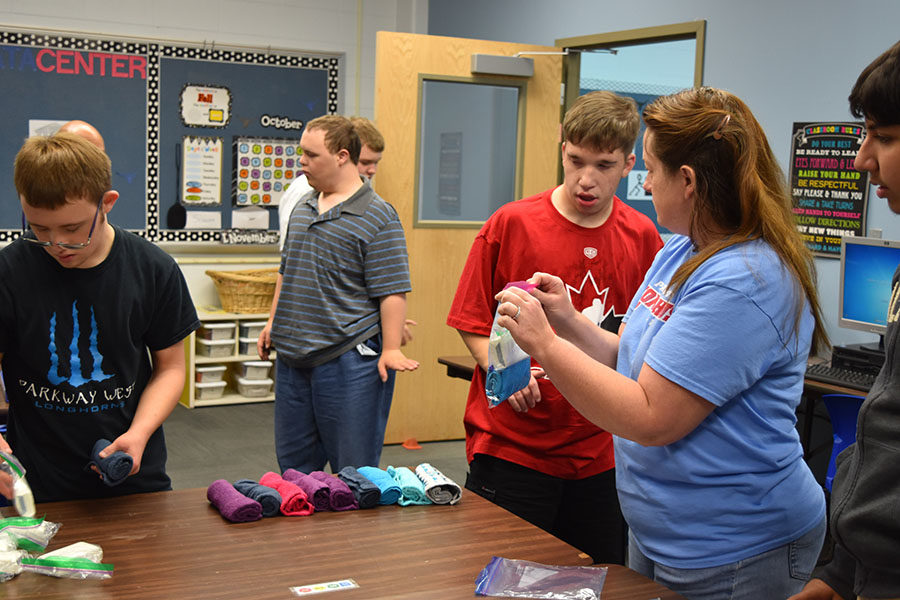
[{"x1": 233, "y1": 137, "x2": 302, "y2": 206}]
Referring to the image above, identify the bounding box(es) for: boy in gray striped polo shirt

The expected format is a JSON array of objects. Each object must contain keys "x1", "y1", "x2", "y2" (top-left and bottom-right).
[{"x1": 258, "y1": 115, "x2": 418, "y2": 473}]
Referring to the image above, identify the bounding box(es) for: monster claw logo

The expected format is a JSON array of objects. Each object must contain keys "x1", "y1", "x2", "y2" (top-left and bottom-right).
[{"x1": 47, "y1": 301, "x2": 113, "y2": 387}]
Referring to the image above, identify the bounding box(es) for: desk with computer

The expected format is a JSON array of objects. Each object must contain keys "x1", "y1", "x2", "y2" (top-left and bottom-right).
[
  {"x1": 805, "y1": 235, "x2": 898, "y2": 392},
  {"x1": 800, "y1": 235, "x2": 898, "y2": 470}
]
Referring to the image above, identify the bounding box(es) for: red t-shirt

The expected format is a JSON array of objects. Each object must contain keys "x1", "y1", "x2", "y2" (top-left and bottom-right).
[{"x1": 447, "y1": 188, "x2": 662, "y2": 479}]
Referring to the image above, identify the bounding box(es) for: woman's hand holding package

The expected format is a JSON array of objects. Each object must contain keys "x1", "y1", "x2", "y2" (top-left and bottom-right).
[
  {"x1": 526, "y1": 272, "x2": 580, "y2": 332},
  {"x1": 494, "y1": 284, "x2": 557, "y2": 361}
]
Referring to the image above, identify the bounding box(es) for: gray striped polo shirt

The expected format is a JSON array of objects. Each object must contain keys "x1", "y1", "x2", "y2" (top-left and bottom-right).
[{"x1": 271, "y1": 179, "x2": 411, "y2": 368}]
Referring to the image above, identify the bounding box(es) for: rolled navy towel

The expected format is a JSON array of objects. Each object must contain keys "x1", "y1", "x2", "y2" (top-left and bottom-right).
[
  {"x1": 356, "y1": 466, "x2": 401, "y2": 505},
  {"x1": 207, "y1": 479, "x2": 263, "y2": 522},
  {"x1": 337, "y1": 466, "x2": 381, "y2": 509},
  {"x1": 309, "y1": 471, "x2": 358, "y2": 511},
  {"x1": 415, "y1": 463, "x2": 462, "y2": 505},
  {"x1": 259, "y1": 472, "x2": 314, "y2": 516},
  {"x1": 387, "y1": 466, "x2": 431, "y2": 506},
  {"x1": 86, "y1": 439, "x2": 133, "y2": 487},
  {"x1": 233, "y1": 479, "x2": 282, "y2": 517},
  {"x1": 282, "y1": 468, "x2": 331, "y2": 511}
]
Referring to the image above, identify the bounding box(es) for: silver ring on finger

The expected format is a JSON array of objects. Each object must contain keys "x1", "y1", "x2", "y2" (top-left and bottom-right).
[{"x1": 513, "y1": 305, "x2": 521, "y2": 321}]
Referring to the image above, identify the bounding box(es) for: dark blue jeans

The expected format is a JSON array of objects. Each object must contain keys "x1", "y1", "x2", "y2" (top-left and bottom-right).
[{"x1": 274, "y1": 336, "x2": 395, "y2": 473}]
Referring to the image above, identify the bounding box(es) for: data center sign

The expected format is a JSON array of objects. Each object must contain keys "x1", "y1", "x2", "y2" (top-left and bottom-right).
[{"x1": 790, "y1": 122, "x2": 869, "y2": 257}]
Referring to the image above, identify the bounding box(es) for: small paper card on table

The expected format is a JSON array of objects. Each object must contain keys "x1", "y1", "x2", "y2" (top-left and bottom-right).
[{"x1": 290, "y1": 578, "x2": 359, "y2": 596}]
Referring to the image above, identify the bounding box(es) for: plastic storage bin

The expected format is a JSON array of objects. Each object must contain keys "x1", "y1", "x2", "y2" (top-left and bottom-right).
[
  {"x1": 239, "y1": 360, "x2": 272, "y2": 380},
  {"x1": 196, "y1": 338, "x2": 234, "y2": 358},
  {"x1": 234, "y1": 376, "x2": 274, "y2": 398},
  {"x1": 195, "y1": 381, "x2": 227, "y2": 400},
  {"x1": 239, "y1": 321, "x2": 268, "y2": 339},
  {"x1": 237, "y1": 336, "x2": 258, "y2": 356},
  {"x1": 195, "y1": 365, "x2": 226, "y2": 383},
  {"x1": 197, "y1": 322, "x2": 237, "y2": 340}
]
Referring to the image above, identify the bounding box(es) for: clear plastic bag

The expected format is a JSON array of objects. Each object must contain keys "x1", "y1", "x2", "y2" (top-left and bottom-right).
[
  {"x1": 0, "y1": 517, "x2": 60, "y2": 553},
  {"x1": 474, "y1": 556, "x2": 608, "y2": 599},
  {"x1": 21, "y1": 541, "x2": 113, "y2": 579},
  {"x1": 0, "y1": 451, "x2": 35, "y2": 518},
  {"x1": 20, "y1": 555, "x2": 114, "y2": 579},
  {"x1": 0, "y1": 549, "x2": 27, "y2": 582},
  {"x1": 486, "y1": 281, "x2": 536, "y2": 408}
]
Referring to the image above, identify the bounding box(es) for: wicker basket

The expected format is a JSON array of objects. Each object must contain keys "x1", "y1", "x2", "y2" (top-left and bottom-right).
[{"x1": 205, "y1": 268, "x2": 278, "y2": 314}]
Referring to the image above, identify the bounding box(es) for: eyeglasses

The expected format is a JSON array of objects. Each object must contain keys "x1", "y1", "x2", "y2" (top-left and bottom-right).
[{"x1": 21, "y1": 197, "x2": 104, "y2": 250}]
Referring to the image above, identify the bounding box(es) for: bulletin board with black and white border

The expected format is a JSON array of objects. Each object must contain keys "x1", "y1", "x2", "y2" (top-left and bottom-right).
[{"x1": 0, "y1": 27, "x2": 341, "y2": 244}]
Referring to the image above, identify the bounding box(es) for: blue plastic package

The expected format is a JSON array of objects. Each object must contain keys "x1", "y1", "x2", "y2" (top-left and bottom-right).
[
  {"x1": 474, "y1": 556, "x2": 608, "y2": 599},
  {"x1": 485, "y1": 281, "x2": 536, "y2": 408}
]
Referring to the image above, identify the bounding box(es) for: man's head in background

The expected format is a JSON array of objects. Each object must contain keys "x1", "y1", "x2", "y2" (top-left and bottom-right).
[
  {"x1": 58, "y1": 120, "x2": 105, "y2": 151},
  {"x1": 349, "y1": 117, "x2": 385, "y2": 179}
]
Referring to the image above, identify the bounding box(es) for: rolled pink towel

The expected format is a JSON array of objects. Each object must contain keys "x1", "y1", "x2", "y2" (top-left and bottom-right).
[
  {"x1": 310, "y1": 470, "x2": 358, "y2": 511},
  {"x1": 259, "y1": 472, "x2": 314, "y2": 516},
  {"x1": 207, "y1": 479, "x2": 263, "y2": 522},
  {"x1": 282, "y1": 468, "x2": 331, "y2": 511}
]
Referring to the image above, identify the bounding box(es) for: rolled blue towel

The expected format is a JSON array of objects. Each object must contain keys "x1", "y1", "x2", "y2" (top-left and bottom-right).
[
  {"x1": 337, "y1": 466, "x2": 381, "y2": 509},
  {"x1": 356, "y1": 466, "x2": 401, "y2": 505},
  {"x1": 86, "y1": 439, "x2": 133, "y2": 487},
  {"x1": 233, "y1": 479, "x2": 283, "y2": 517},
  {"x1": 387, "y1": 466, "x2": 432, "y2": 506}
]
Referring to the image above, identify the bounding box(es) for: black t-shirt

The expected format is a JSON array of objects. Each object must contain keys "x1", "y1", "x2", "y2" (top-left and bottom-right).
[{"x1": 0, "y1": 226, "x2": 199, "y2": 502}]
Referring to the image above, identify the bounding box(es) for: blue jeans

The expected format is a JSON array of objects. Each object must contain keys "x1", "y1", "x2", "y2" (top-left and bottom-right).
[
  {"x1": 627, "y1": 516, "x2": 826, "y2": 600},
  {"x1": 274, "y1": 335, "x2": 395, "y2": 473}
]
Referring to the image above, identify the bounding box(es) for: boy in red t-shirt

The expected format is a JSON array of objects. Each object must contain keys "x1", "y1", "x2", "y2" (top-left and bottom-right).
[{"x1": 447, "y1": 91, "x2": 662, "y2": 563}]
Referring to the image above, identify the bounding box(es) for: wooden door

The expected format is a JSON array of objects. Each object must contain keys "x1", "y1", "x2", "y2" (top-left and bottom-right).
[{"x1": 374, "y1": 31, "x2": 562, "y2": 443}]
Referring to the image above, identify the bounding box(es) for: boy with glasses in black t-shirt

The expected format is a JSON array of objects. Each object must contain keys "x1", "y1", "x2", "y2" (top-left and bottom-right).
[{"x1": 0, "y1": 132, "x2": 199, "y2": 502}]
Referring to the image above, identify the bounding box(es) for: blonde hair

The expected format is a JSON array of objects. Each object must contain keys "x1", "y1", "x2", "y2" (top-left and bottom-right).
[
  {"x1": 563, "y1": 90, "x2": 640, "y2": 155},
  {"x1": 349, "y1": 116, "x2": 385, "y2": 152},
  {"x1": 643, "y1": 87, "x2": 828, "y2": 354},
  {"x1": 14, "y1": 132, "x2": 111, "y2": 209}
]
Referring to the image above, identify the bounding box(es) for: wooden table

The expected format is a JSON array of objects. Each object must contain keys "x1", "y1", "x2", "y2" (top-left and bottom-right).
[
  {"x1": 438, "y1": 354, "x2": 477, "y2": 382},
  {"x1": 1, "y1": 487, "x2": 684, "y2": 599}
]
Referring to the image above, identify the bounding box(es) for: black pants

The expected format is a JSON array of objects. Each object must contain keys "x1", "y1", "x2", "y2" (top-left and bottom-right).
[{"x1": 465, "y1": 454, "x2": 626, "y2": 564}]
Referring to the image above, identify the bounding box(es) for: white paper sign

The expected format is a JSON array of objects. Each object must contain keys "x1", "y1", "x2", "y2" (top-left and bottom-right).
[
  {"x1": 232, "y1": 206, "x2": 269, "y2": 229},
  {"x1": 182, "y1": 137, "x2": 223, "y2": 205},
  {"x1": 184, "y1": 211, "x2": 222, "y2": 230},
  {"x1": 181, "y1": 84, "x2": 231, "y2": 127}
]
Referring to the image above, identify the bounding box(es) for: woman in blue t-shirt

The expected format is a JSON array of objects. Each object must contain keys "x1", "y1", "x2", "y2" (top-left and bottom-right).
[{"x1": 495, "y1": 87, "x2": 828, "y2": 600}]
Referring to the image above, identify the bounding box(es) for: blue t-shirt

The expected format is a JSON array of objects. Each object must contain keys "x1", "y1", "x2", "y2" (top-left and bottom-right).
[{"x1": 616, "y1": 235, "x2": 825, "y2": 568}]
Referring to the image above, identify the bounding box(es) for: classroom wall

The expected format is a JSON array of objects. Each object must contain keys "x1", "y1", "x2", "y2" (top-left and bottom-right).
[
  {"x1": 428, "y1": 0, "x2": 900, "y2": 349},
  {"x1": 0, "y1": 0, "x2": 428, "y2": 302},
  {"x1": 0, "y1": 0, "x2": 428, "y2": 118}
]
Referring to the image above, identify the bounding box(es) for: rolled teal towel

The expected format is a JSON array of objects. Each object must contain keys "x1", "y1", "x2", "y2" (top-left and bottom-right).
[
  {"x1": 387, "y1": 465, "x2": 432, "y2": 506},
  {"x1": 356, "y1": 466, "x2": 401, "y2": 505},
  {"x1": 233, "y1": 479, "x2": 282, "y2": 517}
]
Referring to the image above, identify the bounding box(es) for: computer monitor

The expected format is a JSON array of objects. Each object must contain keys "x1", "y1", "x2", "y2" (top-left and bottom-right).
[{"x1": 839, "y1": 236, "x2": 900, "y2": 349}]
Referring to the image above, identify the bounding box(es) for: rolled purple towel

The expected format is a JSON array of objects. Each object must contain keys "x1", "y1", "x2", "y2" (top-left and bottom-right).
[
  {"x1": 309, "y1": 471, "x2": 358, "y2": 511},
  {"x1": 282, "y1": 468, "x2": 331, "y2": 511},
  {"x1": 207, "y1": 479, "x2": 263, "y2": 522}
]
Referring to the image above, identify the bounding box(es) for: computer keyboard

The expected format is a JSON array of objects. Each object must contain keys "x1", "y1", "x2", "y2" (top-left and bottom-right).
[{"x1": 805, "y1": 362, "x2": 877, "y2": 393}]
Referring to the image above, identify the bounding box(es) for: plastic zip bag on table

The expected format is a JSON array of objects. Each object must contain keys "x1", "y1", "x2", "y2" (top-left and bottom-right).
[{"x1": 474, "y1": 556, "x2": 608, "y2": 599}]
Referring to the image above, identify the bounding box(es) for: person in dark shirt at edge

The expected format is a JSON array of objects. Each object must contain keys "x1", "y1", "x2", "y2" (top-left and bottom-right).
[{"x1": 0, "y1": 126, "x2": 199, "y2": 502}]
